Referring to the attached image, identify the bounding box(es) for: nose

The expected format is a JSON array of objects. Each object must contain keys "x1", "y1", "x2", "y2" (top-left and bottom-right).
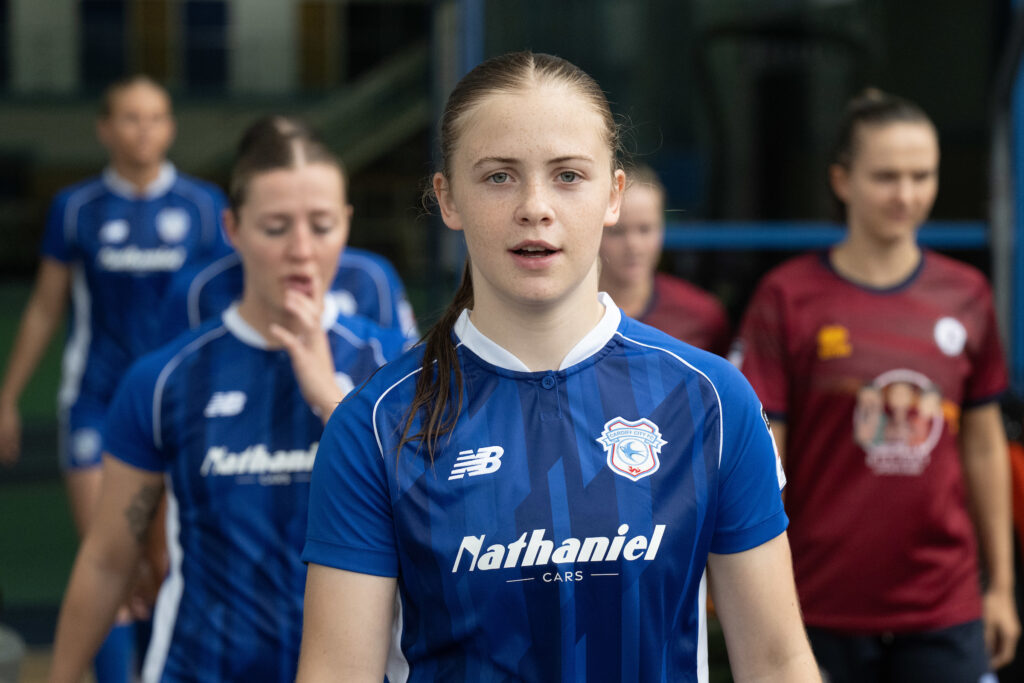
[
  {"x1": 513, "y1": 180, "x2": 554, "y2": 226},
  {"x1": 287, "y1": 224, "x2": 315, "y2": 260},
  {"x1": 895, "y1": 176, "x2": 915, "y2": 205}
]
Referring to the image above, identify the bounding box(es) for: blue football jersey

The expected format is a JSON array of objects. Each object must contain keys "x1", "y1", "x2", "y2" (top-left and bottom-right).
[
  {"x1": 103, "y1": 299, "x2": 405, "y2": 682},
  {"x1": 304, "y1": 294, "x2": 788, "y2": 682},
  {"x1": 161, "y1": 246, "x2": 418, "y2": 344},
  {"x1": 41, "y1": 163, "x2": 230, "y2": 414}
]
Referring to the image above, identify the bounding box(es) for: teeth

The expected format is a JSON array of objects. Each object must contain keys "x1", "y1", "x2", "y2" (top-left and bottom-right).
[{"x1": 520, "y1": 246, "x2": 547, "y2": 252}]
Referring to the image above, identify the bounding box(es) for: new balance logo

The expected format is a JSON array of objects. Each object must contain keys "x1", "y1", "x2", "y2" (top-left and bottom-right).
[
  {"x1": 204, "y1": 391, "x2": 247, "y2": 418},
  {"x1": 448, "y1": 446, "x2": 504, "y2": 480}
]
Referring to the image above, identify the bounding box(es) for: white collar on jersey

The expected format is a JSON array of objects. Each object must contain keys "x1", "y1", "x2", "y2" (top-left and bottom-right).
[
  {"x1": 222, "y1": 296, "x2": 340, "y2": 349},
  {"x1": 453, "y1": 292, "x2": 622, "y2": 372},
  {"x1": 102, "y1": 162, "x2": 177, "y2": 200}
]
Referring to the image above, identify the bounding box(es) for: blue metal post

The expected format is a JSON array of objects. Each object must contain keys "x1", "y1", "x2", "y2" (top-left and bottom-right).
[
  {"x1": 458, "y1": 0, "x2": 485, "y2": 77},
  {"x1": 1013, "y1": 32, "x2": 1024, "y2": 392}
]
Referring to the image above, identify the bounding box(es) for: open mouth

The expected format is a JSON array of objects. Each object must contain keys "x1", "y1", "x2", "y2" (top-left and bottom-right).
[
  {"x1": 511, "y1": 244, "x2": 558, "y2": 258},
  {"x1": 285, "y1": 275, "x2": 314, "y2": 296}
]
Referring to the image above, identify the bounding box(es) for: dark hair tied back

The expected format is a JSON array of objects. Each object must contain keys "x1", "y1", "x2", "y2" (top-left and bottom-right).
[
  {"x1": 832, "y1": 88, "x2": 934, "y2": 168},
  {"x1": 228, "y1": 115, "x2": 345, "y2": 213}
]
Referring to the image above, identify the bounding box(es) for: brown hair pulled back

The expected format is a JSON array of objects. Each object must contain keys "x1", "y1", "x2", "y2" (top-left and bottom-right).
[
  {"x1": 623, "y1": 163, "x2": 666, "y2": 208},
  {"x1": 832, "y1": 88, "x2": 935, "y2": 169},
  {"x1": 400, "y1": 52, "x2": 622, "y2": 463},
  {"x1": 228, "y1": 115, "x2": 346, "y2": 214}
]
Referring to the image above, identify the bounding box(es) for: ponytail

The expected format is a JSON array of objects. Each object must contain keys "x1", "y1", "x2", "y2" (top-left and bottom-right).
[{"x1": 396, "y1": 263, "x2": 474, "y2": 462}]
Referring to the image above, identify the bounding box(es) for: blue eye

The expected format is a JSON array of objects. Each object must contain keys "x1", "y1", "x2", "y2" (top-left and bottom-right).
[
  {"x1": 559, "y1": 171, "x2": 579, "y2": 183},
  {"x1": 488, "y1": 172, "x2": 510, "y2": 184}
]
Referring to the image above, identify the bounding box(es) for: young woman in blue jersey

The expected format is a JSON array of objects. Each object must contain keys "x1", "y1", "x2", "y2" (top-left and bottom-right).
[
  {"x1": 48, "y1": 116, "x2": 406, "y2": 682},
  {"x1": 159, "y1": 117, "x2": 418, "y2": 345},
  {"x1": 298, "y1": 52, "x2": 819, "y2": 682},
  {"x1": 0, "y1": 75, "x2": 228, "y2": 681}
]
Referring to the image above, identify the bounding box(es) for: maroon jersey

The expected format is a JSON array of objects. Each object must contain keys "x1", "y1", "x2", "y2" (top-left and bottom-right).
[
  {"x1": 640, "y1": 273, "x2": 731, "y2": 355},
  {"x1": 736, "y1": 250, "x2": 1007, "y2": 633}
]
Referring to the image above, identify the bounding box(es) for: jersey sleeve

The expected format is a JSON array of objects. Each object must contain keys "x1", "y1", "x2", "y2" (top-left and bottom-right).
[
  {"x1": 157, "y1": 266, "x2": 201, "y2": 345},
  {"x1": 201, "y1": 186, "x2": 233, "y2": 261},
  {"x1": 383, "y1": 325, "x2": 414, "y2": 357},
  {"x1": 375, "y1": 257, "x2": 419, "y2": 343},
  {"x1": 40, "y1": 193, "x2": 73, "y2": 263},
  {"x1": 102, "y1": 355, "x2": 168, "y2": 472},
  {"x1": 303, "y1": 394, "x2": 399, "y2": 577},
  {"x1": 734, "y1": 277, "x2": 789, "y2": 418},
  {"x1": 709, "y1": 368, "x2": 788, "y2": 554},
  {"x1": 964, "y1": 283, "x2": 1009, "y2": 405}
]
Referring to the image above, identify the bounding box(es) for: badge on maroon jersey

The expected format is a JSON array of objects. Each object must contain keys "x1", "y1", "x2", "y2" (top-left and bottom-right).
[
  {"x1": 597, "y1": 417, "x2": 667, "y2": 481},
  {"x1": 817, "y1": 324, "x2": 852, "y2": 360},
  {"x1": 853, "y1": 368, "x2": 944, "y2": 476},
  {"x1": 933, "y1": 317, "x2": 967, "y2": 356}
]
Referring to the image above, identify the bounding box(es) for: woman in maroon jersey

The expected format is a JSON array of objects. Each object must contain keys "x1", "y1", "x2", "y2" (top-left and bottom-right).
[
  {"x1": 598, "y1": 164, "x2": 731, "y2": 355},
  {"x1": 736, "y1": 89, "x2": 1020, "y2": 681}
]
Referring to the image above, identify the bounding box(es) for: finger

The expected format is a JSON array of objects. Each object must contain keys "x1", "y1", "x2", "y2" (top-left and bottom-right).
[
  {"x1": 987, "y1": 623, "x2": 1010, "y2": 670},
  {"x1": 985, "y1": 618, "x2": 996, "y2": 658},
  {"x1": 0, "y1": 442, "x2": 19, "y2": 466},
  {"x1": 282, "y1": 290, "x2": 321, "y2": 331},
  {"x1": 269, "y1": 323, "x2": 303, "y2": 354},
  {"x1": 995, "y1": 624, "x2": 1020, "y2": 669}
]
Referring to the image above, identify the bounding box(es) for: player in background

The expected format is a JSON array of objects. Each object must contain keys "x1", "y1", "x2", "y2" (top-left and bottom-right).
[
  {"x1": 48, "y1": 116, "x2": 406, "y2": 682},
  {"x1": 734, "y1": 90, "x2": 1020, "y2": 681},
  {"x1": 0, "y1": 75, "x2": 228, "y2": 682},
  {"x1": 298, "y1": 51, "x2": 819, "y2": 682},
  {"x1": 163, "y1": 232, "x2": 419, "y2": 343},
  {"x1": 598, "y1": 163, "x2": 730, "y2": 355},
  {"x1": 160, "y1": 116, "x2": 416, "y2": 345}
]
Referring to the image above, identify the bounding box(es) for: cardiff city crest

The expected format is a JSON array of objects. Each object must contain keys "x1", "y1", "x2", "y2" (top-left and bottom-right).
[
  {"x1": 156, "y1": 208, "x2": 190, "y2": 243},
  {"x1": 596, "y1": 417, "x2": 667, "y2": 482}
]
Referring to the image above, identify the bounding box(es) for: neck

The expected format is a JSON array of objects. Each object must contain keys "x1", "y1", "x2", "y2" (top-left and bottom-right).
[
  {"x1": 830, "y1": 231, "x2": 921, "y2": 288},
  {"x1": 234, "y1": 294, "x2": 295, "y2": 349},
  {"x1": 599, "y1": 275, "x2": 652, "y2": 319},
  {"x1": 111, "y1": 159, "x2": 165, "y2": 193},
  {"x1": 469, "y1": 269, "x2": 605, "y2": 372}
]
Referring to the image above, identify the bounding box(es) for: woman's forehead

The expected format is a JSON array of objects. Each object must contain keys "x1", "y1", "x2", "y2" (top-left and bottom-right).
[
  {"x1": 244, "y1": 164, "x2": 345, "y2": 205},
  {"x1": 453, "y1": 84, "x2": 608, "y2": 158}
]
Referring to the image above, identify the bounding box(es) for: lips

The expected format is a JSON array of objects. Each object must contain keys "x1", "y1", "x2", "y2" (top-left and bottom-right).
[
  {"x1": 284, "y1": 275, "x2": 314, "y2": 297},
  {"x1": 510, "y1": 241, "x2": 559, "y2": 258}
]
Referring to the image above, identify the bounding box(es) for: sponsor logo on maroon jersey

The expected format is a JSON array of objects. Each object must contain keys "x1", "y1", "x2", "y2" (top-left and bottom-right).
[
  {"x1": 853, "y1": 369, "x2": 944, "y2": 475},
  {"x1": 817, "y1": 324, "x2": 852, "y2": 360}
]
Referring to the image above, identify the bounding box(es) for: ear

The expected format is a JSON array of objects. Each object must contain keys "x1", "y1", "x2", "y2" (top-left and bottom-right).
[
  {"x1": 433, "y1": 172, "x2": 463, "y2": 232},
  {"x1": 829, "y1": 164, "x2": 850, "y2": 205},
  {"x1": 603, "y1": 168, "x2": 627, "y2": 227},
  {"x1": 167, "y1": 114, "x2": 178, "y2": 146},
  {"x1": 222, "y1": 208, "x2": 240, "y2": 249}
]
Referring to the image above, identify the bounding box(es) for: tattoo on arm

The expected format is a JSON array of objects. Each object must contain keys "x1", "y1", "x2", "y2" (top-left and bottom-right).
[{"x1": 124, "y1": 483, "x2": 162, "y2": 545}]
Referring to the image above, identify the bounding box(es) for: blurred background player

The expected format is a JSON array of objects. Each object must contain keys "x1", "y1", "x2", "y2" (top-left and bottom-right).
[
  {"x1": 298, "y1": 51, "x2": 819, "y2": 682},
  {"x1": 159, "y1": 116, "x2": 415, "y2": 345},
  {"x1": 734, "y1": 89, "x2": 1020, "y2": 681},
  {"x1": 0, "y1": 75, "x2": 229, "y2": 682},
  {"x1": 598, "y1": 164, "x2": 730, "y2": 355},
  {"x1": 48, "y1": 115, "x2": 405, "y2": 682},
  {"x1": 163, "y1": 242, "x2": 418, "y2": 345}
]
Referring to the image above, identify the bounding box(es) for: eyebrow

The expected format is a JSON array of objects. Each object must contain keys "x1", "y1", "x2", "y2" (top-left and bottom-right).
[{"x1": 472, "y1": 155, "x2": 595, "y2": 169}]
